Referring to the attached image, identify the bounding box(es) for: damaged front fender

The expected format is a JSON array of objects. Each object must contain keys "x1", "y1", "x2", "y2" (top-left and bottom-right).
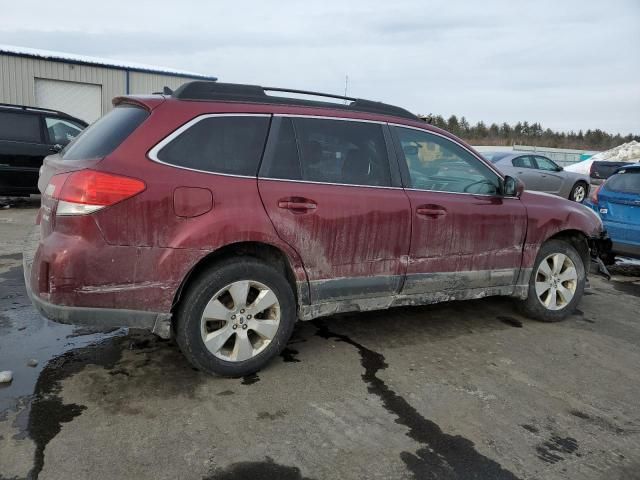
[{"x1": 589, "y1": 232, "x2": 613, "y2": 279}]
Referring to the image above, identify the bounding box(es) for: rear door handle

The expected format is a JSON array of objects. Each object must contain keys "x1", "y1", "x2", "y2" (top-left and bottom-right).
[
  {"x1": 278, "y1": 198, "x2": 317, "y2": 213},
  {"x1": 416, "y1": 205, "x2": 447, "y2": 218}
]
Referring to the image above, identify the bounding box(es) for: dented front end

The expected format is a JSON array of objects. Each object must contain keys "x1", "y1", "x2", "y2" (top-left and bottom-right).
[{"x1": 589, "y1": 231, "x2": 614, "y2": 279}]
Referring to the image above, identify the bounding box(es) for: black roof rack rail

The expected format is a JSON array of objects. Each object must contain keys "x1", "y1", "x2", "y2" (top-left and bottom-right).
[
  {"x1": 0, "y1": 102, "x2": 76, "y2": 118},
  {"x1": 171, "y1": 81, "x2": 418, "y2": 121}
]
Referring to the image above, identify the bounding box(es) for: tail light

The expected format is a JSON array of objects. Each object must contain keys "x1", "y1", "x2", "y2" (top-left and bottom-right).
[
  {"x1": 46, "y1": 170, "x2": 145, "y2": 216},
  {"x1": 590, "y1": 184, "x2": 602, "y2": 204}
]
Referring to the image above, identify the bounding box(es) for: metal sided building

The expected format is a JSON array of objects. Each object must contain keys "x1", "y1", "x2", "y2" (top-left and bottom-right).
[{"x1": 0, "y1": 44, "x2": 217, "y2": 123}]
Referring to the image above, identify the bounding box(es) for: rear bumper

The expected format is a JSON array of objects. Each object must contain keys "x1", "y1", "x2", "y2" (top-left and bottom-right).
[{"x1": 23, "y1": 224, "x2": 172, "y2": 335}]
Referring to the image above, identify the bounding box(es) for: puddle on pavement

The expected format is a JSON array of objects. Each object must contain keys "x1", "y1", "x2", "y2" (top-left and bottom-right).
[
  {"x1": 204, "y1": 456, "x2": 315, "y2": 480},
  {"x1": 0, "y1": 265, "x2": 125, "y2": 414}
]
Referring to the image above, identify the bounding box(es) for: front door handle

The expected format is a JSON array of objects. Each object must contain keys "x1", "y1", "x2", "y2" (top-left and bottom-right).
[
  {"x1": 416, "y1": 205, "x2": 447, "y2": 218},
  {"x1": 278, "y1": 197, "x2": 317, "y2": 213}
]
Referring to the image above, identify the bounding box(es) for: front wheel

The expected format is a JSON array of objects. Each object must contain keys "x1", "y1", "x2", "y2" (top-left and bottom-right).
[
  {"x1": 570, "y1": 182, "x2": 588, "y2": 202},
  {"x1": 175, "y1": 258, "x2": 297, "y2": 376},
  {"x1": 518, "y1": 240, "x2": 586, "y2": 322}
]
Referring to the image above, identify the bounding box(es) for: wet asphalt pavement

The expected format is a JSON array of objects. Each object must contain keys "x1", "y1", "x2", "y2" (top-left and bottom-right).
[{"x1": 1, "y1": 199, "x2": 640, "y2": 480}]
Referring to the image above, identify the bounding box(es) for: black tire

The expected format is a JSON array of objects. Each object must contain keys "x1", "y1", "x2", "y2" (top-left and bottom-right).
[
  {"x1": 518, "y1": 239, "x2": 586, "y2": 322},
  {"x1": 569, "y1": 181, "x2": 588, "y2": 202},
  {"x1": 174, "y1": 257, "x2": 296, "y2": 376}
]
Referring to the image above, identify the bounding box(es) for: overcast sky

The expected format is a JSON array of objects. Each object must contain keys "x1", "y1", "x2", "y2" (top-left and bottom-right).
[{"x1": 2, "y1": 0, "x2": 638, "y2": 134}]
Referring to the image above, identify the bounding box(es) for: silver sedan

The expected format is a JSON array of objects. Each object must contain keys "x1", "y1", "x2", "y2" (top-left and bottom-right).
[{"x1": 483, "y1": 152, "x2": 590, "y2": 202}]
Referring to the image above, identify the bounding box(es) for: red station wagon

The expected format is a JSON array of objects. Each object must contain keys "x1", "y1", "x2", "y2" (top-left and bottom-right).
[{"x1": 24, "y1": 82, "x2": 611, "y2": 376}]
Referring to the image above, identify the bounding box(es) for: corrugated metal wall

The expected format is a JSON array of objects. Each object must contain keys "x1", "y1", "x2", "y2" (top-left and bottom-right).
[
  {"x1": 0, "y1": 54, "x2": 204, "y2": 117},
  {"x1": 0, "y1": 54, "x2": 124, "y2": 116},
  {"x1": 129, "y1": 72, "x2": 190, "y2": 95}
]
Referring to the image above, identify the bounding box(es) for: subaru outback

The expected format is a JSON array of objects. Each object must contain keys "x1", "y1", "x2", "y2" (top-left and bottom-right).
[{"x1": 24, "y1": 82, "x2": 611, "y2": 376}]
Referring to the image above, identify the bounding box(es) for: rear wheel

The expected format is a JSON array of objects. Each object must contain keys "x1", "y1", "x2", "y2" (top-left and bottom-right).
[
  {"x1": 570, "y1": 181, "x2": 588, "y2": 202},
  {"x1": 518, "y1": 239, "x2": 585, "y2": 322},
  {"x1": 175, "y1": 258, "x2": 296, "y2": 376}
]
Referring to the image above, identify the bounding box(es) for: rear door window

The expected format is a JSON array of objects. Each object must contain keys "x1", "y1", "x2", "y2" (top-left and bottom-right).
[
  {"x1": 62, "y1": 105, "x2": 149, "y2": 160},
  {"x1": 262, "y1": 117, "x2": 392, "y2": 187},
  {"x1": 155, "y1": 115, "x2": 270, "y2": 176},
  {"x1": 45, "y1": 117, "x2": 85, "y2": 146},
  {"x1": 0, "y1": 112, "x2": 42, "y2": 143}
]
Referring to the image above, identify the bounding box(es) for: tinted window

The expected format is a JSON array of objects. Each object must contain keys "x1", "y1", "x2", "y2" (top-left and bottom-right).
[
  {"x1": 62, "y1": 105, "x2": 149, "y2": 160},
  {"x1": 157, "y1": 116, "x2": 270, "y2": 176},
  {"x1": 535, "y1": 156, "x2": 560, "y2": 171},
  {"x1": 261, "y1": 118, "x2": 301, "y2": 180},
  {"x1": 0, "y1": 112, "x2": 41, "y2": 143},
  {"x1": 277, "y1": 118, "x2": 391, "y2": 187},
  {"x1": 45, "y1": 117, "x2": 84, "y2": 145},
  {"x1": 394, "y1": 126, "x2": 499, "y2": 195},
  {"x1": 606, "y1": 170, "x2": 640, "y2": 194},
  {"x1": 512, "y1": 156, "x2": 535, "y2": 168}
]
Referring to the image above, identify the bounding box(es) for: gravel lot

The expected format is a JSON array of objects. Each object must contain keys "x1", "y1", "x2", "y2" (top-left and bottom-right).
[{"x1": 1, "y1": 199, "x2": 639, "y2": 480}]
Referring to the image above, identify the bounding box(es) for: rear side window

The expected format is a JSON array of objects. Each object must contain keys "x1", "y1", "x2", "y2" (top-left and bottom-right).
[
  {"x1": 0, "y1": 111, "x2": 41, "y2": 143},
  {"x1": 62, "y1": 105, "x2": 149, "y2": 160},
  {"x1": 156, "y1": 116, "x2": 270, "y2": 176},
  {"x1": 606, "y1": 170, "x2": 640, "y2": 194},
  {"x1": 262, "y1": 117, "x2": 391, "y2": 187}
]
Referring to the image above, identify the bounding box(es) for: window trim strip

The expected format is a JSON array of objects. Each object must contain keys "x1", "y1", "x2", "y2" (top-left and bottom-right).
[{"x1": 146, "y1": 111, "x2": 517, "y2": 198}]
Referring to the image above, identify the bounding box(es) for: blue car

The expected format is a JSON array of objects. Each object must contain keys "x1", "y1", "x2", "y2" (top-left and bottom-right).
[{"x1": 584, "y1": 163, "x2": 640, "y2": 259}]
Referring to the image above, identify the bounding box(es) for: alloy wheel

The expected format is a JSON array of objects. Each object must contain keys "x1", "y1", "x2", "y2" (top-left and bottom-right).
[
  {"x1": 572, "y1": 185, "x2": 586, "y2": 202},
  {"x1": 535, "y1": 253, "x2": 578, "y2": 310},
  {"x1": 200, "y1": 280, "x2": 281, "y2": 362}
]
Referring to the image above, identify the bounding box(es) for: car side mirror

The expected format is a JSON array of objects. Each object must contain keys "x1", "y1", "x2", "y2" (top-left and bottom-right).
[
  {"x1": 556, "y1": 166, "x2": 563, "y2": 172},
  {"x1": 503, "y1": 175, "x2": 524, "y2": 197},
  {"x1": 49, "y1": 144, "x2": 63, "y2": 153}
]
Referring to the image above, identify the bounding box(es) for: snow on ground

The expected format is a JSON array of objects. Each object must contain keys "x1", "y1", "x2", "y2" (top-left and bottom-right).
[{"x1": 565, "y1": 141, "x2": 640, "y2": 174}]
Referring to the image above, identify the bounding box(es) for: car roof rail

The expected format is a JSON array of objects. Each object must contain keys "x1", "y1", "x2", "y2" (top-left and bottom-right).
[
  {"x1": 171, "y1": 81, "x2": 419, "y2": 121},
  {"x1": 0, "y1": 102, "x2": 69, "y2": 116}
]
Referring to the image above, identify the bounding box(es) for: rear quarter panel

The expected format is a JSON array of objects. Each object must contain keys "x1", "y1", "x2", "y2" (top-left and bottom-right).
[{"x1": 84, "y1": 101, "x2": 309, "y2": 310}]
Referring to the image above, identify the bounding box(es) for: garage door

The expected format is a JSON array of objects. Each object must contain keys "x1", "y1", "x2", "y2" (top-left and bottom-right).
[{"x1": 35, "y1": 78, "x2": 102, "y2": 124}]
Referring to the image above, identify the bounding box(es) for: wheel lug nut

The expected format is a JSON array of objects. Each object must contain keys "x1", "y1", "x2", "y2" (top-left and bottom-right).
[
  {"x1": 232, "y1": 325, "x2": 238, "y2": 330},
  {"x1": 242, "y1": 324, "x2": 247, "y2": 329},
  {"x1": 240, "y1": 309, "x2": 245, "y2": 313},
  {"x1": 231, "y1": 314, "x2": 236, "y2": 319},
  {"x1": 247, "y1": 314, "x2": 252, "y2": 319}
]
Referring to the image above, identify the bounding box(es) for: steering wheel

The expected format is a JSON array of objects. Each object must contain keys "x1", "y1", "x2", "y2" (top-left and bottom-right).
[{"x1": 463, "y1": 179, "x2": 496, "y2": 194}]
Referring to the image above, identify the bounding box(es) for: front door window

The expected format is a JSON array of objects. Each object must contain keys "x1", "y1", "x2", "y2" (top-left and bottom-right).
[{"x1": 394, "y1": 127, "x2": 500, "y2": 195}]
